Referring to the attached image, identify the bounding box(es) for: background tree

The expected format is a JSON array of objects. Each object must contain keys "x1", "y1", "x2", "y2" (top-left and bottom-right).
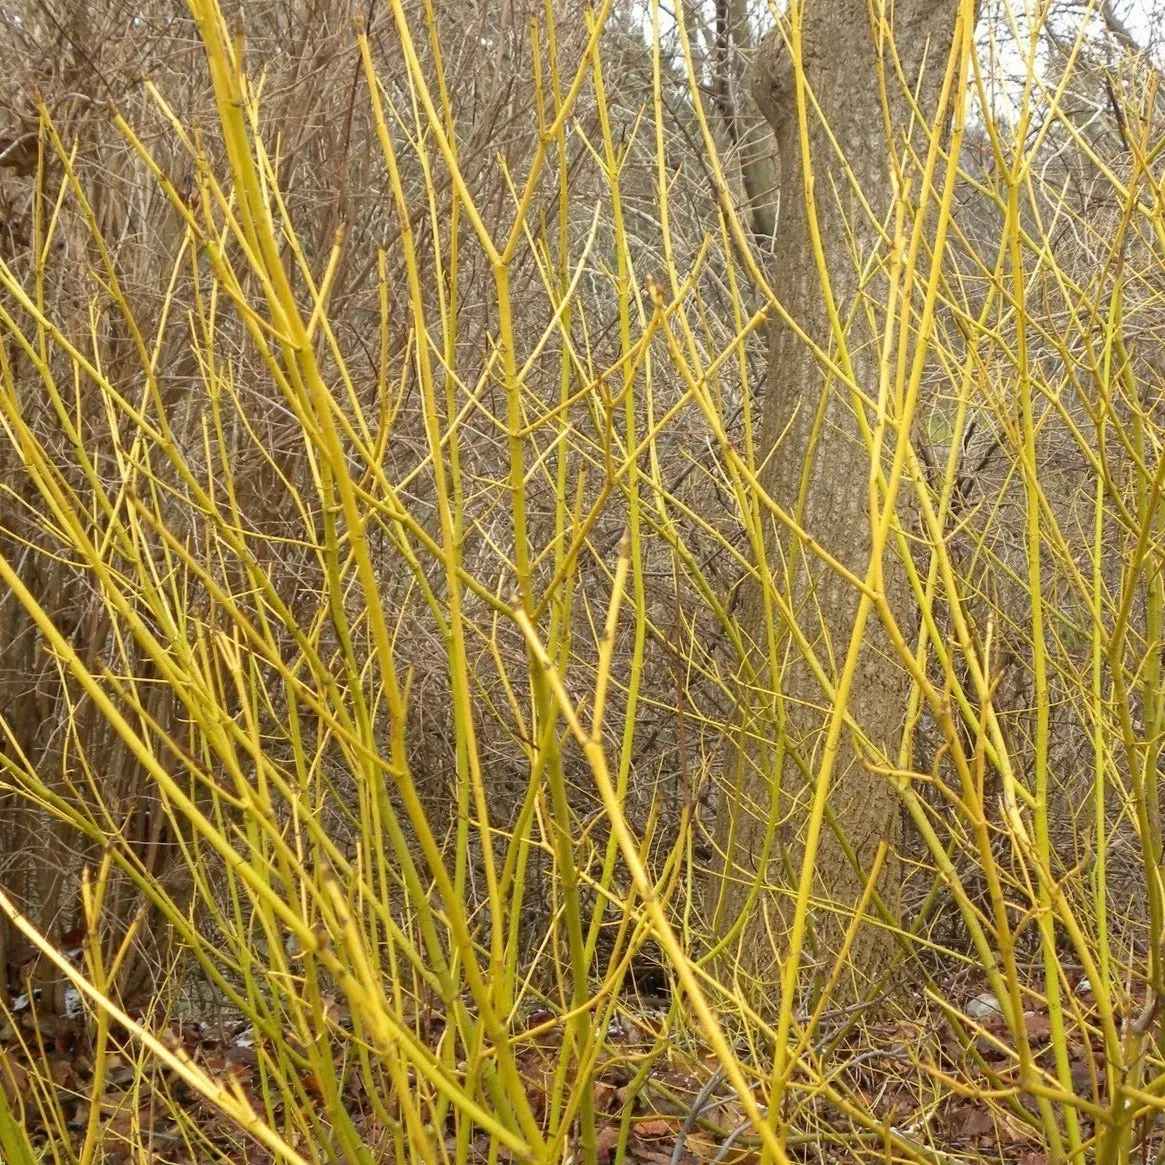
[{"x1": 708, "y1": 0, "x2": 972, "y2": 1001}]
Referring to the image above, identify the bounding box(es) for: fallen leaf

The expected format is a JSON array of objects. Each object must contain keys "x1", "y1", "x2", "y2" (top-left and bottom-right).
[
  {"x1": 594, "y1": 1123, "x2": 621, "y2": 1162},
  {"x1": 1023, "y1": 1011, "x2": 1052, "y2": 1040},
  {"x1": 634, "y1": 1117, "x2": 677, "y2": 1139},
  {"x1": 0, "y1": 1048, "x2": 28, "y2": 1102},
  {"x1": 956, "y1": 1105, "x2": 994, "y2": 1141}
]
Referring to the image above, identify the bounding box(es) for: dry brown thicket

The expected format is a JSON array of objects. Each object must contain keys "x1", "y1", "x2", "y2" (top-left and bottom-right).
[{"x1": 0, "y1": 0, "x2": 763, "y2": 1002}]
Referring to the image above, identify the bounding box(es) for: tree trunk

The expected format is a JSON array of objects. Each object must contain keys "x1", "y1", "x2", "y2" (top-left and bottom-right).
[
  {"x1": 710, "y1": 0, "x2": 966, "y2": 1002},
  {"x1": 710, "y1": 0, "x2": 779, "y2": 244}
]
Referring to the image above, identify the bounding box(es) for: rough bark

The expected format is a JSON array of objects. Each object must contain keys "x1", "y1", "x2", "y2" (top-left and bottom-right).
[
  {"x1": 711, "y1": 0, "x2": 964, "y2": 1000},
  {"x1": 711, "y1": 0, "x2": 779, "y2": 244}
]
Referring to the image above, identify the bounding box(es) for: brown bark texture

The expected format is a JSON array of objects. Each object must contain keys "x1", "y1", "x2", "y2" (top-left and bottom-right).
[{"x1": 711, "y1": 0, "x2": 965, "y2": 1000}]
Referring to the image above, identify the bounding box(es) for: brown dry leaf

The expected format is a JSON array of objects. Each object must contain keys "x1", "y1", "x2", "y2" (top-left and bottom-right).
[
  {"x1": 684, "y1": 1128, "x2": 761, "y2": 1164},
  {"x1": 634, "y1": 1117, "x2": 679, "y2": 1139},
  {"x1": 23, "y1": 1010, "x2": 66, "y2": 1041},
  {"x1": 514, "y1": 1048, "x2": 558, "y2": 1120},
  {"x1": 1023, "y1": 1011, "x2": 1052, "y2": 1040},
  {"x1": 0, "y1": 1047, "x2": 28, "y2": 1102},
  {"x1": 593, "y1": 1079, "x2": 619, "y2": 1112},
  {"x1": 635, "y1": 1152, "x2": 682, "y2": 1165},
  {"x1": 48, "y1": 1054, "x2": 77, "y2": 1088},
  {"x1": 1071, "y1": 1053, "x2": 1096, "y2": 1092},
  {"x1": 104, "y1": 1111, "x2": 136, "y2": 1142},
  {"x1": 956, "y1": 1105, "x2": 994, "y2": 1142},
  {"x1": 223, "y1": 1044, "x2": 257, "y2": 1067},
  {"x1": 594, "y1": 1123, "x2": 622, "y2": 1163},
  {"x1": 996, "y1": 1107, "x2": 1042, "y2": 1148},
  {"x1": 881, "y1": 1088, "x2": 919, "y2": 1127}
]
